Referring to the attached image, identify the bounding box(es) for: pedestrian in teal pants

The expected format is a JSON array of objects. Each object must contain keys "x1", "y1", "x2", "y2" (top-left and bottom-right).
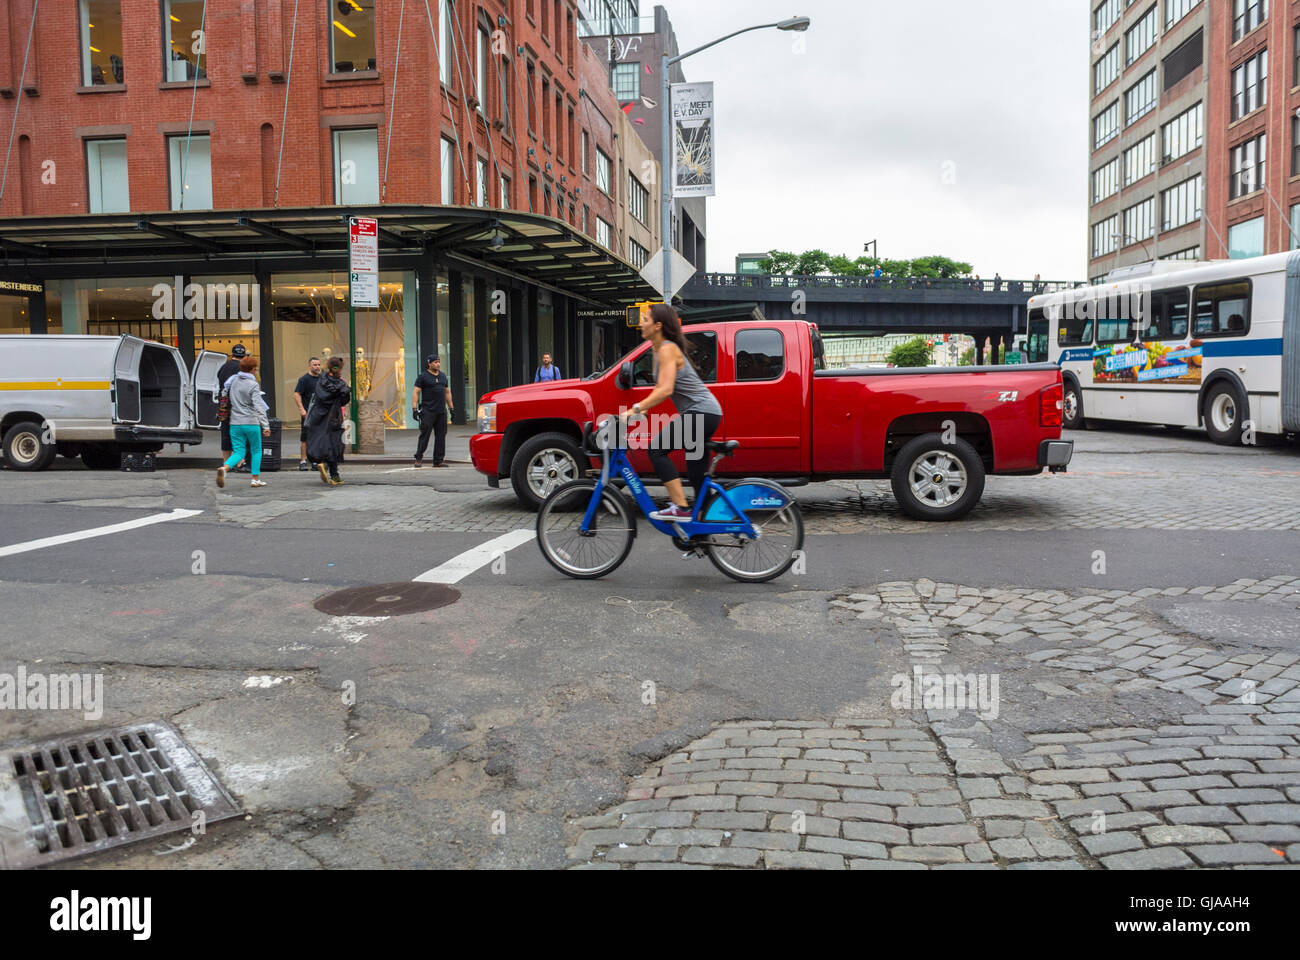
[{"x1": 216, "y1": 355, "x2": 271, "y2": 489}]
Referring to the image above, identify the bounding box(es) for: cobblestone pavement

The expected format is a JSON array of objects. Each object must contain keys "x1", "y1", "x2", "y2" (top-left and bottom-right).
[{"x1": 566, "y1": 576, "x2": 1300, "y2": 869}]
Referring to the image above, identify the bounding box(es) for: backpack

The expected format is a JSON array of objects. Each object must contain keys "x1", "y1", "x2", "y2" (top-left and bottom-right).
[{"x1": 217, "y1": 387, "x2": 231, "y2": 423}]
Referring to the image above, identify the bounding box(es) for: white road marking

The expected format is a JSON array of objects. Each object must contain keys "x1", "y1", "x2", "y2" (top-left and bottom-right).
[
  {"x1": 0, "y1": 508, "x2": 203, "y2": 559},
  {"x1": 383, "y1": 467, "x2": 421, "y2": 474},
  {"x1": 413, "y1": 529, "x2": 536, "y2": 584}
]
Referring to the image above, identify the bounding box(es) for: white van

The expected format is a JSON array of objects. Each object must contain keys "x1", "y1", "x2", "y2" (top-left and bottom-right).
[{"x1": 0, "y1": 334, "x2": 226, "y2": 470}]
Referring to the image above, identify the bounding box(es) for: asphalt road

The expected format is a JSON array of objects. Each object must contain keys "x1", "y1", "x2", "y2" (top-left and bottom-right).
[{"x1": 0, "y1": 424, "x2": 1297, "y2": 869}]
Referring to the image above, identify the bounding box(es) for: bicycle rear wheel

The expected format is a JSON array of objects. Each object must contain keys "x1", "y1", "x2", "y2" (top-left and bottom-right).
[
  {"x1": 536, "y1": 479, "x2": 636, "y2": 579},
  {"x1": 705, "y1": 480, "x2": 804, "y2": 583}
]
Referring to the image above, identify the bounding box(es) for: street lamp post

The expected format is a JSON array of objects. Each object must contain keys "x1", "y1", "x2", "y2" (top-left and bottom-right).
[
  {"x1": 1112, "y1": 232, "x2": 1153, "y2": 262},
  {"x1": 659, "y1": 16, "x2": 810, "y2": 305}
]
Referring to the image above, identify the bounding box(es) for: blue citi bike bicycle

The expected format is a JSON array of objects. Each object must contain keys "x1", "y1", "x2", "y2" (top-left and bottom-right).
[{"x1": 535, "y1": 418, "x2": 804, "y2": 583}]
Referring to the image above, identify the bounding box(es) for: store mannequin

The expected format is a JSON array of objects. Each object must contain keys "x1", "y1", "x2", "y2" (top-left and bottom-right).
[
  {"x1": 355, "y1": 346, "x2": 372, "y2": 400},
  {"x1": 394, "y1": 347, "x2": 406, "y2": 415}
]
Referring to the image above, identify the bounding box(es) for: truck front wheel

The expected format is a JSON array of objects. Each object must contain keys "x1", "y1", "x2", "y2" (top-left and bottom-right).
[
  {"x1": 890, "y1": 434, "x2": 986, "y2": 521},
  {"x1": 511, "y1": 432, "x2": 587, "y2": 510},
  {"x1": 3, "y1": 420, "x2": 56, "y2": 471}
]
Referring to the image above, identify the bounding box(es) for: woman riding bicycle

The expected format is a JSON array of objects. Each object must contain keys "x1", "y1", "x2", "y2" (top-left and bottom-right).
[{"x1": 623, "y1": 303, "x2": 722, "y2": 521}]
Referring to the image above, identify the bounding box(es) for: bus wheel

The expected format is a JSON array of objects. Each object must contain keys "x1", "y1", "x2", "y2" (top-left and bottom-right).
[
  {"x1": 1204, "y1": 382, "x2": 1244, "y2": 445},
  {"x1": 1062, "y1": 382, "x2": 1087, "y2": 430}
]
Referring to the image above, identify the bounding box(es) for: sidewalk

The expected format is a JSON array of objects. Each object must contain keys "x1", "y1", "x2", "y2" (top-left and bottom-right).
[{"x1": 163, "y1": 425, "x2": 477, "y2": 467}]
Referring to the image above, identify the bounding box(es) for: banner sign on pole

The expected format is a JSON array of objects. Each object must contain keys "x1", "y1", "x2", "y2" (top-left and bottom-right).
[
  {"x1": 671, "y1": 82, "x2": 715, "y2": 198},
  {"x1": 349, "y1": 217, "x2": 379, "y2": 307}
]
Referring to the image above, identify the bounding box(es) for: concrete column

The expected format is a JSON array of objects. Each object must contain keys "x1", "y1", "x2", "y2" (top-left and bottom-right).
[{"x1": 448, "y1": 269, "x2": 466, "y2": 424}]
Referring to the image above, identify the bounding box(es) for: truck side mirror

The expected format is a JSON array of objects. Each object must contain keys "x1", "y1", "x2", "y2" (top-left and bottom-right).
[{"x1": 616, "y1": 361, "x2": 634, "y2": 390}]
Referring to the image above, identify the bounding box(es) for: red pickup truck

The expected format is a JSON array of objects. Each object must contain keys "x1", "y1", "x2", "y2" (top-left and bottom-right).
[{"x1": 471, "y1": 319, "x2": 1072, "y2": 520}]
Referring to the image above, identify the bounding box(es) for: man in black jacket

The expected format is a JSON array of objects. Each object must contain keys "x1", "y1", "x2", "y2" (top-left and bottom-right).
[{"x1": 216, "y1": 345, "x2": 248, "y2": 464}]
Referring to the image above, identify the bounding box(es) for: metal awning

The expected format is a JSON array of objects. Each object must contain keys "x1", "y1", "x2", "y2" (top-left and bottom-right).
[{"x1": 0, "y1": 205, "x2": 660, "y2": 308}]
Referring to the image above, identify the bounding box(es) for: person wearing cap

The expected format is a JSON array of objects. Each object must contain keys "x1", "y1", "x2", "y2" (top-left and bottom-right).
[
  {"x1": 412, "y1": 354, "x2": 452, "y2": 467},
  {"x1": 216, "y1": 345, "x2": 249, "y2": 463}
]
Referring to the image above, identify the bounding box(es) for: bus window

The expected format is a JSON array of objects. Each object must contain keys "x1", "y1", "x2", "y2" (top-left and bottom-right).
[
  {"x1": 1097, "y1": 318, "x2": 1135, "y2": 344},
  {"x1": 1059, "y1": 310, "x2": 1093, "y2": 346},
  {"x1": 1146, "y1": 288, "x2": 1190, "y2": 340},
  {"x1": 1027, "y1": 310, "x2": 1049, "y2": 363},
  {"x1": 1193, "y1": 280, "x2": 1250, "y2": 337}
]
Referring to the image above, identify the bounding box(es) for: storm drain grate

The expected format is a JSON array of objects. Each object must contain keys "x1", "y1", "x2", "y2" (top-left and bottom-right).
[
  {"x1": 0, "y1": 721, "x2": 240, "y2": 869},
  {"x1": 314, "y1": 582, "x2": 461, "y2": 617}
]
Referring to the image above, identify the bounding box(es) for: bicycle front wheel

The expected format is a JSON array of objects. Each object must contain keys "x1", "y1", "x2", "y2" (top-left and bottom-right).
[
  {"x1": 705, "y1": 480, "x2": 804, "y2": 583},
  {"x1": 536, "y1": 479, "x2": 636, "y2": 579}
]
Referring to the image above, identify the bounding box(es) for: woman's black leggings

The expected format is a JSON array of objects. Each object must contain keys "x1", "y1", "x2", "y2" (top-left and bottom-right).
[{"x1": 648, "y1": 411, "x2": 721, "y2": 496}]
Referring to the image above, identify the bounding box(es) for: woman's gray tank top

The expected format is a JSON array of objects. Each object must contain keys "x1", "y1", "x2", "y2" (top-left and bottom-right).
[{"x1": 653, "y1": 344, "x2": 721, "y2": 416}]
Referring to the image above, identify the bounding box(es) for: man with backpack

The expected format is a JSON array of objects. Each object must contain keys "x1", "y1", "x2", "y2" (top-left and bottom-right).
[{"x1": 534, "y1": 354, "x2": 562, "y2": 383}]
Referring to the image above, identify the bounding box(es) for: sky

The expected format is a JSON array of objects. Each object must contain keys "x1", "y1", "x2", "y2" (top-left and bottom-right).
[{"x1": 659, "y1": 0, "x2": 1089, "y2": 281}]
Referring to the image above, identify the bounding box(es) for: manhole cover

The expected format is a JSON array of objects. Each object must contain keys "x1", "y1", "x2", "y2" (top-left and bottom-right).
[
  {"x1": 313, "y1": 582, "x2": 461, "y2": 616},
  {"x1": 0, "y1": 721, "x2": 241, "y2": 869}
]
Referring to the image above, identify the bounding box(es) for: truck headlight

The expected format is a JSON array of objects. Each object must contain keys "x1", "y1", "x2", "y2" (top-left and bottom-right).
[{"x1": 477, "y1": 403, "x2": 497, "y2": 433}]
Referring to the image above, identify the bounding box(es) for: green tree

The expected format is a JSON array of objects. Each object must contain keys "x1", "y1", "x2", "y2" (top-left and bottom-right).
[
  {"x1": 826, "y1": 254, "x2": 857, "y2": 276},
  {"x1": 909, "y1": 255, "x2": 973, "y2": 279},
  {"x1": 758, "y1": 250, "x2": 798, "y2": 274},
  {"x1": 794, "y1": 249, "x2": 831, "y2": 275},
  {"x1": 887, "y1": 336, "x2": 934, "y2": 368}
]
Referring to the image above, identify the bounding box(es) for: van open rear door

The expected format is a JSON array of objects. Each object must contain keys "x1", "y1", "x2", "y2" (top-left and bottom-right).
[
  {"x1": 191, "y1": 350, "x2": 226, "y2": 428},
  {"x1": 112, "y1": 335, "x2": 145, "y2": 423}
]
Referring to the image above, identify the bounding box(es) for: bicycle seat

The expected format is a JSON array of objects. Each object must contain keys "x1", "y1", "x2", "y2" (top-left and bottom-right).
[{"x1": 708, "y1": 440, "x2": 740, "y2": 455}]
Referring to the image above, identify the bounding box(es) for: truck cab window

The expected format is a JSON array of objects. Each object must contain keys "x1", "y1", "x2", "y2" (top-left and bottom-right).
[
  {"x1": 734, "y1": 329, "x2": 785, "y2": 381},
  {"x1": 685, "y1": 331, "x2": 718, "y2": 383}
]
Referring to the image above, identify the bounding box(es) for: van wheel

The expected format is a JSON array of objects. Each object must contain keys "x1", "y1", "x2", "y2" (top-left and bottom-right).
[
  {"x1": 81, "y1": 446, "x2": 123, "y2": 470},
  {"x1": 1204, "y1": 382, "x2": 1244, "y2": 445},
  {"x1": 3, "y1": 421, "x2": 55, "y2": 471},
  {"x1": 890, "y1": 434, "x2": 986, "y2": 521},
  {"x1": 1062, "y1": 381, "x2": 1087, "y2": 430},
  {"x1": 511, "y1": 432, "x2": 588, "y2": 510}
]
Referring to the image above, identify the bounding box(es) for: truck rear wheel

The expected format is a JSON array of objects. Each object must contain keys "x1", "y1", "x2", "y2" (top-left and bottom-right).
[
  {"x1": 3, "y1": 420, "x2": 55, "y2": 471},
  {"x1": 890, "y1": 433, "x2": 985, "y2": 521},
  {"x1": 81, "y1": 446, "x2": 123, "y2": 470},
  {"x1": 511, "y1": 432, "x2": 587, "y2": 510}
]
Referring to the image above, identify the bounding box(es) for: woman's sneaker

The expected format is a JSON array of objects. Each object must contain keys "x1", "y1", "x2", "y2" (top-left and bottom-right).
[
  {"x1": 215, "y1": 466, "x2": 227, "y2": 488},
  {"x1": 329, "y1": 476, "x2": 345, "y2": 486},
  {"x1": 250, "y1": 479, "x2": 267, "y2": 488},
  {"x1": 317, "y1": 463, "x2": 330, "y2": 485},
  {"x1": 649, "y1": 503, "x2": 692, "y2": 521}
]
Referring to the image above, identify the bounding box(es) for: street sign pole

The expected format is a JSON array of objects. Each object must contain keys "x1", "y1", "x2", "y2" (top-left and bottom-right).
[
  {"x1": 348, "y1": 271, "x2": 358, "y2": 453},
  {"x1": 347, "y1": 216, "x2": 379, "y2": 453}
]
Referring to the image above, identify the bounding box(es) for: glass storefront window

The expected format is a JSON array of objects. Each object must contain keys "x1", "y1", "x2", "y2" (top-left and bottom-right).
[
  {"x1": 189, "y1": 274, "x2": 259, "y2": 366},
  {"x1": 73, "y1": 277, "x2": 178, "y2": 346},
  {"x1": 270, "y1": 270, "x2": 409, "y2": 425},
  {"x1": 462, "y1": 277, "x2": 477, "y2": 406},
  {"x1": 0, "y1": 296, "x2": 30, "y2": 335}
]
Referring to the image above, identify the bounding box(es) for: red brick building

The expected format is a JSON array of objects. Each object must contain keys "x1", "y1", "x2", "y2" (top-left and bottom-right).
[{"x1": 0, "y1": 0, "x2": 654, "y2": 420}]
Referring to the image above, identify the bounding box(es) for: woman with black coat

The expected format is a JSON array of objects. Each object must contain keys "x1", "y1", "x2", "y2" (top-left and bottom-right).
[{"x1": 305, "y1": 356, "x2": 351, "y2": 486}]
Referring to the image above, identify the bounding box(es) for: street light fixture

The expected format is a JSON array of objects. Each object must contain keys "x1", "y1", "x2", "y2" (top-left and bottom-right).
[
  {"x1": 658, "y1": 16, "x2": 812, "y2": 303},
  {"x1": 1111, "y1": 232, "x2": 1153, "y2": 262}
]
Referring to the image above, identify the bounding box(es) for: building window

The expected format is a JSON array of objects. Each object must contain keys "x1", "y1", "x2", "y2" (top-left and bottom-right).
[
  {"x1": 1092, "y1": 157, "x2": 1120, "y2": 202},
  {"x1": 333, "y1": 128, "x2": 378, "y2": 204},
  {"x1": 1123, "y1": 196, "x2": 1156, "y2": 242},
  {"x1": 1125, "y1": 69, "x2": 1158, "y2": 126},
  {"x1": 1094, "y1": 43, "x2": 1121, "y2": 95},
  {"x1": 613, "y1": 63, "x2": 641, "y2": 101},
  {"x1": 1231, "y1": 50, "x2": 1266, "y2": 122},
  {"x1": 1226, "y1": 218, "x2": 1264, "y2": 258},
  {"x1": 596, "y1": 148, "x2": 612, "y2": 194},
  {"x1": 629, "y1": 239, "x2": 649, "y2": 269},
  {"x1": 1164, "y1": 0, "x2": 1199, "y2": 29},
  {"x1": 330, "y1": 0, "x2": 376, "y2": 72},
  {"x1": 439, "y1": 0, "x2": 452, "y2": 85},
  {"x1": 628, "y1": 172, "x2": 649, "y2": 225},
  {"x1": 86, "y1": 138, "x2": 129, "y2": 213},
  {"x1": 499, "y1": 57, "x2": 513, "y2": 128},
  {"x1": 1094, "y1": 0, "x2": 1122, "y2": 36},
  {"x1": 500, "y1": 174, "x2": 510, "y2": 208},
  {"x1": 1232, "y1": 0, "x2": 1267, "y2": 42},
  {"x1": 1123, "y1": 134, "x2": 1156, "y2": 186},
  {"x1": 163, "y1": 1, "x2": 206, "y2": 81},
  {"x1": 476, "y1": 158, "x2": 488, "y2": 207},
  {"x1": 80, "y1": 0, "x2": 124, "y2": 85},
  {"x1": 441, "y1": 137, "x2": 455, "y2": 204},
  {"x1": 1092, "y1": 214, "x2": 1120, "y2": 258},
  {"x1": 544, "y1": 187, "x2": 552, "y2": 216},
  {"x1": 542, "y1": 78, "x2": 551, "y2": 147},
  {"x1": 1161, "y1": 102, "x2": 1203, "y2": 164},
  {"x1": 168, "y1": 134, "x2": 212, "y2": 210},
  {"x1": 1229, "y1": 133, "x2": 1265, "y2": 199},
  {"x1": 525, "y1": 62, "x2": 536, "y2": 130},
  {"x1": 1093, "y1": 101, "x2": 1119, "y2": 149},
  {"x1": 1125, "y1": 5, "x2": 1158, "y2": 66},
  {"x1": 581, "y1": 130, "x2": 589, "y2": 173},
  {"x1": 476, "y1": 26, "x2": 489, "y2": 113},
  {"x1": 1291, "y1": 204, "x2": 1300, "y2": 249},
  {"x1": 555, "y1": 92, "x2": 564, "y2": 162},
  {"x1": 1294, "y1": 116, "x2": 1300, "y2": 177},
  {"x1": 1161, "y1": 174, "x2": 1201, "y2": 230},
  {"x1": 1162, "y1": 246, "x2": 1200, "y2": 260},
  {"x1": 1162, "y1": 27, "x2": 1202, "y2": 90},
  {"x1": 596, "y1": 217, "x2": 612, "y2": 249}
]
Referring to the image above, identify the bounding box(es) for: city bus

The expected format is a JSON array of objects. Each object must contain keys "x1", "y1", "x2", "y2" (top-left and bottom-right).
[{"x1": 1024, "y1": 253, "x2": 1299, "y2": 445}]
